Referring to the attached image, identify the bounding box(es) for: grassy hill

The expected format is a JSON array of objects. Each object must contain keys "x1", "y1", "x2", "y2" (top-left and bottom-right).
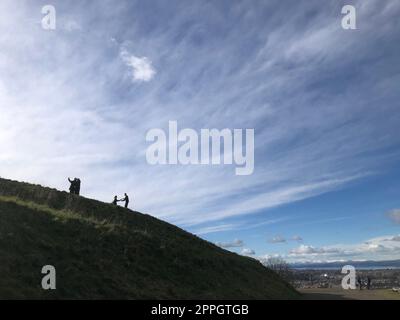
[{"x1": 0, "y1": 178, "x2": 299, "y2": 299}]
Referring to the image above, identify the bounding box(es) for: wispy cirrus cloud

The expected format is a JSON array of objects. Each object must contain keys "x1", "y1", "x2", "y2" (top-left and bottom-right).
[
  {"x1": 0, "y1": 0, "x2": 399, "y2": 236},
  {"x1": 193, "y1": 224, "x2": 237, "y2": 235},
  {"x1": 193, "y1": 217, "x2": 287, "y2": 235}
]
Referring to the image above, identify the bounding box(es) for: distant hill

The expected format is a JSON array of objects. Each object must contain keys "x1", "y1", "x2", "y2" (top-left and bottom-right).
[
  {"x1": 0, "y1": 178, "x2": 298, "y2": 299},
  {"x1": 291, "y1": 260, "x2": 400, "y2": 270}
]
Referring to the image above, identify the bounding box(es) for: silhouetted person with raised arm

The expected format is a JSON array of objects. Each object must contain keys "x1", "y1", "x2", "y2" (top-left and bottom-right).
[
  {"x1": 68, "y1": 177, "x2": 76, "y2": 194},
  {"x1": 121, "y1": 193, "x2": 129, "y2": 208},
  {"x1": 112, "y1": 196, "x2": 119, "y2": 206},
  {"x1": 68, "y1": 177, "x2": 81, "y2": 195}
]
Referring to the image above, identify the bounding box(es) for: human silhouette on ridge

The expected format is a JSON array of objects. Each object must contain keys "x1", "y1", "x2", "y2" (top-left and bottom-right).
[
  {"x1": 68, "y1": 177, "x2": 81, "y2": 195},
  {"x1": 120, "y1": 193, "x2": 129, "y2": 208}
]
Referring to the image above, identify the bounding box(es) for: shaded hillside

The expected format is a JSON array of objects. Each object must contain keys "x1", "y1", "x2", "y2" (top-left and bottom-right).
[{"x1": 0, "y1": 178, "x2": 298, "y2": 299}]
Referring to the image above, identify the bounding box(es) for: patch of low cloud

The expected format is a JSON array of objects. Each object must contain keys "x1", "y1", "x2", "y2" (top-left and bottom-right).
[
  {"x1": 387, "y1": 209, "x2": 400, "y2": 224},
  {"x1": 287, "y1": 235, "x2": 400, "y2": 262},
  {"x1": 388, "y1": 235, "x2": 400, "y2": 242},
  {"x1": 259, "y1": 253, "x2": 282, "y2": 260},
  {"x1": 216, "y1": 239, "x2": 243, "y2": 248},
  {"x1": 292, "y1": 235, "x2": 303, "y2": 242},
  {"x1": 289, "y1": 245, "x2": 338, "y2": 255},
  {"x1": 120, "y1": 48, "x2": 156, "y2": 82},
  {"x1": 241, "y1": 248, "x2": 256, "y2": 256},
  {"x1": 268, "y1": 235, "x2": 286, "y2": 244}
]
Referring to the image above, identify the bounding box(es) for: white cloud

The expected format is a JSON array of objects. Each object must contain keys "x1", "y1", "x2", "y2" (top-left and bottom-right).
[
  {"x1": 258, "y1": 253, "x2": 283, "y2": 262},
  {"x1": 177, "y1": 175, "x2": 366, "y2": 226},
  {"x1": 292, "y1": 235, "x2": 303, "y2": 242},
  {"x1": 215, "y1": 239, "x2": 243, "y2": 248},
  {"x1": 193, "y1": 218, "x2": 287, "y2": 235},
  {"x1": 120, "y1": 49, "x2": 156, "y2": 82},
  {"x1": 388, "y1": 235, "x2": 400, "y2": 242},
  {"x1": 269, "y1": 235, "x2": 286, "y2": 244},
  {"x1": 193, "y1": 224, "x2": 237, "y2": 235},
  {"x1": 286, "y1": 235, "x2": 400, "y2": 262},
  {"x1": 241, "y1": 248, "x2": 256, "y2": 256},
  {"x1": 290, "y1": 245, "x2": 328, "y2": 255}
]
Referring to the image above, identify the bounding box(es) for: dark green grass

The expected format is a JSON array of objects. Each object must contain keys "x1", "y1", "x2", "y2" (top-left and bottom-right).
[{"x1": 0, "y1": 178, "x2": 299, "y2": 299}]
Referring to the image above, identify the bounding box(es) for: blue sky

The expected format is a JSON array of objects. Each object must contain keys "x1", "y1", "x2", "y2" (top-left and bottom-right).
[{"x1": 0, "y1": 0, "x2": 399, "y2": 263}]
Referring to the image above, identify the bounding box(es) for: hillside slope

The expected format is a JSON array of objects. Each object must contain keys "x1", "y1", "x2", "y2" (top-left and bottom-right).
[{"x1": 0, "y1": 178, "x2": 298, "y2": 299}]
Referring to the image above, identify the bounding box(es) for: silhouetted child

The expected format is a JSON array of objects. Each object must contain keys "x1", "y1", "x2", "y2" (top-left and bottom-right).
[{"x1": 112, "y1": 196, "x2": 119, "y2": 206}]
